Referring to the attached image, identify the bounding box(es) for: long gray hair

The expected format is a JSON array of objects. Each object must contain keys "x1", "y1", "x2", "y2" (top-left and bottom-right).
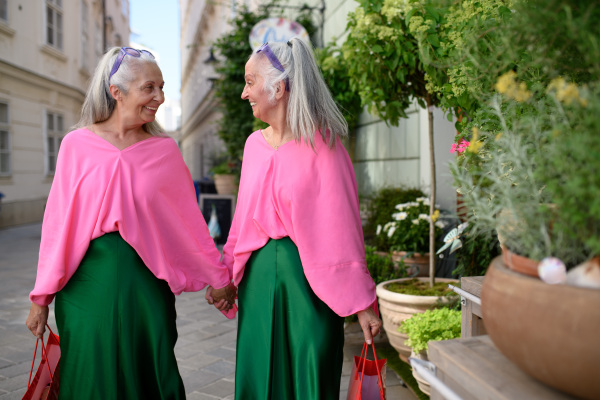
[
  {"x1": 73, "y1": 47, "x2": 165, "y2": 136},
  {"x1": 251, "y1": 38, "x2": 348, "y2": 148}
]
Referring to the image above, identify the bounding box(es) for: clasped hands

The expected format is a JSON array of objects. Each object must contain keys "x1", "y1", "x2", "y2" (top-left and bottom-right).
[{"x1": 205, "y1": 282, "x2": 237, "y2": 311}]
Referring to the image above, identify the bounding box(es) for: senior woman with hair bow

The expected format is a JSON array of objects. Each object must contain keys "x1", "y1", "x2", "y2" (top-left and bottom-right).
[
  {"x1": 206, "y1": 38, "x2": 382, "y2": 399},
  {"x1": 25, "y1": 46, "x2": 236, "y2": 399}
]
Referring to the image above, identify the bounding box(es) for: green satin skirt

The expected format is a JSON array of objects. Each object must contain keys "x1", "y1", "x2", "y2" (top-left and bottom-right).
[
  {"x1": 235, "y1": 237, "x2": 345, "y2": 400},
  {"x1": 55, "y1": 232, "x2": 185, "y2": 400}
]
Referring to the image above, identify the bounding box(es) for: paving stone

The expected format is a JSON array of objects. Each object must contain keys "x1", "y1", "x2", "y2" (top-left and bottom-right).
[
  {"x1": 197, "y1": 378, "x2": 235, "y2": 398},
  {"x1": 185, "y1": 392, "x2": 221, "y2": 400},
  {"x1": 200, "y1": 360, "x2": 235, "y2": 376}
]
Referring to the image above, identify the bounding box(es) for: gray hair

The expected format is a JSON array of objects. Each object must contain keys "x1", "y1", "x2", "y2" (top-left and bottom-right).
[
  {"x1": 251, "y1": 38, "x2": 348, "y2": 148},
  {"x1": 73, "y1": 47, "x2": 165, "y2": 136}
]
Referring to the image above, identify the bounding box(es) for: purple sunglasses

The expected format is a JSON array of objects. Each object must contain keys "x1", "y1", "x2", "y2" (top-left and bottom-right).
[
  {"x1": 109, "y1": 47, "x2": 155, "y2": 84},
  {"x1": 256, "y1": 43, "x2": 290, "y2": 92}
]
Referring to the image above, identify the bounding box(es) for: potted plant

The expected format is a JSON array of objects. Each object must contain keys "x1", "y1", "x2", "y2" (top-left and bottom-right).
[
  {"x1": 209, "y1": 158, "x2": 239, "y2": 195},
  {"x1": 375, "y1": 277, "x2": 458, "y2": 362},
  {"x1": 399, "y1": 307, "x2": 461, "y2": 395},
  {"x1": 448, "y1": 1, "x2": 600, "y2": 398},
  {"x1": 378, "y1": 196, "x2": 445, "y2": 277}
]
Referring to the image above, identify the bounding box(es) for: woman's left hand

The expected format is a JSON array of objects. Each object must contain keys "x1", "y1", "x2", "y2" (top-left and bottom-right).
[
  {"x1": 26, "y1": 303, "x2": 49, "y2": 338},
  {"x1": 357, "y1": 307, "x2": 382, "y2": 345}
]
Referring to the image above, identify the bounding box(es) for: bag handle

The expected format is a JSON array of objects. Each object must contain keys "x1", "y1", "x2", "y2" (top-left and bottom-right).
[
  {"x1": 26, "y1": 324, "x2": 57, "y2": 390},
  {"x1": 356, "y1": 341, "x2": 385, "y2": 400}
]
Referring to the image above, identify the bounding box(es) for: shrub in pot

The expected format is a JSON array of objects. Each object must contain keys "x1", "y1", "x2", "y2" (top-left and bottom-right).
[{"x1": 399, "y1": 307, "x2": 461, "y2": 395}]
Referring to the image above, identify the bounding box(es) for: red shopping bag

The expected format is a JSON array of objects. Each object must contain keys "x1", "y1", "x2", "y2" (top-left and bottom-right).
[
  {"x1": 22, "y1": 325, "x2": 60, "y2": 400},
  {"x1": 347, "y1": 341, "x2": 386, "y2": 400}
]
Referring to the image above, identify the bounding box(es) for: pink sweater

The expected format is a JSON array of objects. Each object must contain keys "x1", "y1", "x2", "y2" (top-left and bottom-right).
[
  {"x1": 222, "y1": 130, "x2": 376, "y2": 317},
  {"x1": 30, "y1": 128, "x2": 231, "y2": 306}
]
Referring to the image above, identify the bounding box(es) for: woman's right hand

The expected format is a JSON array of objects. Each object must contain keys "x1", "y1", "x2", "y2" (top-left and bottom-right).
[
  {"x1": 205, "y1": 283, "x2": 237, "y2": 311},
  {"x1": 26, "y1": 303, "x2": 49, "y2": 338}
]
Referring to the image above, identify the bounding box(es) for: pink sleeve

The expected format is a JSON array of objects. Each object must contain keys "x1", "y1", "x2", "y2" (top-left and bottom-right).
[
  {"x1": 221, "y1": 201, "x2": 239, "y2": 277},
  {"x1": 30, "y1": 135, "x2": 91, "y2": 306},
  {"x1": 130, "y1": 141, "x2": 232, "y2": 292}
]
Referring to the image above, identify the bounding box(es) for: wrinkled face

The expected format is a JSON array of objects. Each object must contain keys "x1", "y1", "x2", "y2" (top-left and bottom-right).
[
  {"x1": 241, "y1": 57, "x2": 273, "y2": 123},
  {"x1": 119, "y1": 62, "x2": 165, "y2": 125}
]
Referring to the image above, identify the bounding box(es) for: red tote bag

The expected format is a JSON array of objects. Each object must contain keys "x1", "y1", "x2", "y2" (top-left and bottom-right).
[
  {"x1": 347, "y1": 341, "x2": 387, "y2": 400},
  {"x1": 22, "y1": 325, "x2": 60, "y2": 400}
]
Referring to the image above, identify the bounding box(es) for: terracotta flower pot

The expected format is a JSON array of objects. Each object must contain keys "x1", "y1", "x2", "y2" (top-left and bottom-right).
[
  {"x1": 500, "y1": 244, "x2": 539, "y2": 278},
  {"x1": 391, "y1": 251, "x2": 430, "y2": 277},
  {"x1": 213, "y1": 174, "x2": 237, "y2": 195},
  {"x1": 482, "y1": 256, "x2": 600, "y2": 399},
  {"x1": 376, "y1": 278, "x2": 458, "y2": 362}
]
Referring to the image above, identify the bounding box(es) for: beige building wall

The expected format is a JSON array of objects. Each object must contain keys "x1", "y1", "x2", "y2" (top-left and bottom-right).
[
  {"x1": 0, "y1": 0, "x2": 130, "y2": 228},
  {"x1": 179, "y1": 0, "x2": 244, "y2": 182}
]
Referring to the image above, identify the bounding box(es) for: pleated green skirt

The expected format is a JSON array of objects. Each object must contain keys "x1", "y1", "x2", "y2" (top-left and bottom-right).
[
  {"x1": 55, "y1": 232, "x2": 185, "y2": 400},
  {"x1": 235, "y1": 237, "x2": 345, "y2": 400}
]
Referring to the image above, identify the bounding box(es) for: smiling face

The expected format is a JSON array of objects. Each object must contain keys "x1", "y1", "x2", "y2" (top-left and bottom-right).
[
  {"x1": 241, "y1": 57, "x2": 274, "y2": 123},
  {"x1": 118, "y1": 62, "x2": 165, "y2": 126}
]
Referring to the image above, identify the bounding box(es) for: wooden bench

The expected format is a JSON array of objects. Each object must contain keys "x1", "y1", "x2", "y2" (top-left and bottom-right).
[
  {"x1": 459, "y1": 276, "x2": 486, "y2": 338},
  {"x1": 428, "y1": 335, "x2": 578, "y2": 399}
]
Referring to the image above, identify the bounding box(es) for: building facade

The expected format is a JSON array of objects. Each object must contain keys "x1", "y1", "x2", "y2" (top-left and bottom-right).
[{"x1": 0, "y1": 0, "x2": 130, "y2": 228}]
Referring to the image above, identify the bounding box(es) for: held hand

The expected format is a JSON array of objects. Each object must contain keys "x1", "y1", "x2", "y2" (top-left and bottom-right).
[
  {"x1": 357, "y1": 307, "x2": 382, "y2": 345},
  {"x1": 205, "y1": 283, "x2": 237, "y2": 311},
  {"x1": 25, "y1": 303, "x2": 49, "y2": 338}
]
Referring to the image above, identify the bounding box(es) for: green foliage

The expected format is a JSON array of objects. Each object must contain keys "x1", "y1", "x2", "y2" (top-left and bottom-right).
[
  {"x1": 315, "y1": 42, "x2": 363, "y2": 133},
  {"x1": 379, "y1": 196, "x2": 445, "y2": 254},
  {"x1": 399, "y1": 307, "x2": 461, "y2": 353},
  {"x1": 452, "y1": 223, "x2": 500, "y2": 277},
  {"x1": 365, "y1": 245, "x2": 406, "y2": 285},
  {"x1": 213, "y1": 5, "x2": 271, "y2": 172},
  {"x1": 363, "y1": 187, "x2": 426, "y2": 252},
  {"x1": 406, "y1": 0, "x2": 514, "y2": 127},
  {"x1": 450, "y1": 0, "x2": 600, "y2": 267},
  {"x1": 342, "y1": 0, "x2": 436, "y2": 126}
]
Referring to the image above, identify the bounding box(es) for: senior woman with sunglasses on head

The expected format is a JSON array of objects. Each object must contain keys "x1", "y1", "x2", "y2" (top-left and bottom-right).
[
  {"x1": 208, "y1": 38, "x2": 382, "y2": 399},
  {"x1": 25, "y1": 47, "x2": 236, "y2": 399}
]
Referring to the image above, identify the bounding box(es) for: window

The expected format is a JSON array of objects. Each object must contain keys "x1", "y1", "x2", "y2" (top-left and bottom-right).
[
  {"x1": 81, "y1": 1, "x2": 89, "y2": 69},
  {"x1": 0, "y1": 0, "x2": 8, "y2": 22},
  {"x1": 46, "y1": 0, "x2": 63, "y2": 50},
  {"x1": 0, "y1": 102, "x2": 9, "y2": 175},
  {"x1": 46, "y1": 112, "x2": 64, "y2": 175}
]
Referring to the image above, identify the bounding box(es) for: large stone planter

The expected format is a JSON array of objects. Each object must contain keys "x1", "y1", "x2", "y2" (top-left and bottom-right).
[
  {"x1": 376, "y1": 277, "x2": 458, "y2": 362},
  {"x1": 482, "y1": 256, "x2": 600, "y2": 399}
]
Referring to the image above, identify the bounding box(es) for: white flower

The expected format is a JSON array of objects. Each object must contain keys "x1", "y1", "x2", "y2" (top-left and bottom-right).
[
  {"x1": 412, "y1": 219, "x2": 419, "y2": 225},
  {"x1": 383, "y1": 222, "x2": 394, "y2": 231},
  {"x1": 416, "y1": 197, "x2": 427, "y2": 202},
  {"x1": 387, "y1": 225, "x2": 397, "y2": 238},
  {"x1": 393, "y1": 212, "x2": 408, "y2": 221},
  {"x1": 376, "y1": 224, "x2": 382, "y2": 235},
  {"x1": 418, "y1": 213, "x2": 430, "y2": 220},
  {"x1": 395, "y1": 203, "x2": 408, "y2": 210},
  {"x1": 435, "y1": 221, "x2": 446, "y2": 229}
]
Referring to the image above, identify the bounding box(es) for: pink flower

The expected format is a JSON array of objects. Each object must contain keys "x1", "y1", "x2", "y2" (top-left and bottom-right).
[{"x1": 451, "y1": 139, "x2": 470, "y2": 153}]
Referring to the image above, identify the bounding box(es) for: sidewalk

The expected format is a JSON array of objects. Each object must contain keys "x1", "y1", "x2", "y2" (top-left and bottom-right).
[{"x1": 0, "y1": 223, "x2": 415, "y2": 399}]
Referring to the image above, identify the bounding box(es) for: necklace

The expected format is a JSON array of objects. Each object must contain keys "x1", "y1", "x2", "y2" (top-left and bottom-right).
[{"x1": 265, "y1": 129, "x2": 292, "y2": 150}]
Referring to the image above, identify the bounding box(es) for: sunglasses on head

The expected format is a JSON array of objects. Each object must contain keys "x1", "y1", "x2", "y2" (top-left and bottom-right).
[
  {"x1": 109, "y1": 47, "x2": 155, "y2": 84},
  {"x1": 256, "y1": 43, "x2": 290, "y2": 92}
]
